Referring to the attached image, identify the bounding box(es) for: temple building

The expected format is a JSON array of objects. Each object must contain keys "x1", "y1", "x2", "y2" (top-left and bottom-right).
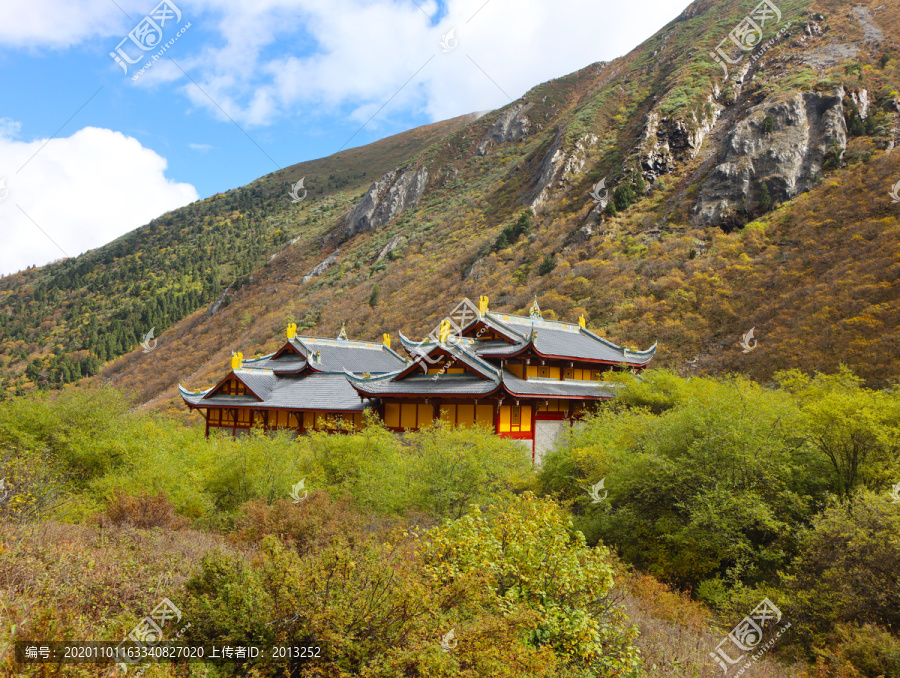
[{"x1": 181, "y1": 297, "x2": 657, "y2": 461}]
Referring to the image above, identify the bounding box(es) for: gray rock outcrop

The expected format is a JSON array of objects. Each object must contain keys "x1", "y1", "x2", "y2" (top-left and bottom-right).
[
  {"x1": 531, "y1": 130, "x2": 598, "y2": 212},
  {"x1": 640, "y1": 97, "x2": 722, "y2": 181},
  {"x1": 477, "y1": 102, "x2": 534, "y2": 155},
  {"x1": 693, "y1": 88, "x2": 847, "y2": 226},
  {"x1": 302, "y1": 250, "x2": 340, "y2": 283},
  {"x1": 376, "y1": 234, "x2": 405, "y2": 262},
  {"x1": 336, "y1": 166, "x2": 428, "y2": 242}
]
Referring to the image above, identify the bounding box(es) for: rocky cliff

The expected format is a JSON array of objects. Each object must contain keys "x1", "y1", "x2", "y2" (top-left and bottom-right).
[
  {"x1": 333, "y1": 165, "x2": 428, "y2": 243},
  {"x1": 694, "y1": 88, "x2": 848, "y2": 226}
]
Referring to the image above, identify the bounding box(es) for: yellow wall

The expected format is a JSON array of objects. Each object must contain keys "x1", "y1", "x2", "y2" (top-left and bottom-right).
[
  {"x1": 385, "y1": 403, "x2": 400, "y2": 428},
  {"x1": 536, "y1": 400, "x2": 569, "y2": 413},
  {"x1": 476, "y1": 404, "x2": 494, "y2": 427},
  {"x1": 457, "y1": 404, "x2": 475, "y2": 428},
  {"x1": 507, "y1": 364, "x2": 524, "y2": 378},
  {"x1": 418, "y1": 404, "x2": 434, "y2": 427},
  {"x1": 499, "y1": 406, "x2": 510, "y2": 431},
  {"x1": 498, "y1": 405, "x2": 531, "y2": 433},
  {"x1": 527, "y1": 366, "x2": 538, "y2": 378},
  {"x1": 564, "y1": 368, "x2": 606, "y2": 381}
]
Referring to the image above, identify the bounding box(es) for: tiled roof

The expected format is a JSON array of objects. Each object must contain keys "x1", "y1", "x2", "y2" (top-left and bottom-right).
[
  {"x1": 183, "y1": 373, "x2": 367, "y2": 411},
  {"x1": 397, "y1": 332, "x2": 502, "y2": 380},
  {"x1": 346, "y1": 370, "x2": 501, "y2": 396},
  {"x1": 481, "y1": 312, "x2": 657, "y2": 365},
  {"x1": 474, "y1": 341, "x2": 529, "y2": 357},
  {"x1": 296, "y1": 337, "x2": 407, "y2": 373},
  {"x1": 242, "y1": 354, "x2": 308, "y2": 373},
  {"x1": 222, "y1": 370, "x2": 278, "y2": 401},
  {"x1": 501, "y1": 370, "x2": 619, "y2": 399},
  {"x1": 465, "y1": 314, "x2": 528, "y2": 342}
]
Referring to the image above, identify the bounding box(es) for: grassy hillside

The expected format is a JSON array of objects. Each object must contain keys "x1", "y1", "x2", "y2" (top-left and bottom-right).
[{"x1": 2, "y1": 0, "x2": 899, "y2": 414}]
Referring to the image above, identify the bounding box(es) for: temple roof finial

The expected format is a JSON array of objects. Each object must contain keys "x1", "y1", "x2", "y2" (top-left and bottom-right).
[
  {"x1": 337, "y1": 324, "x2": 349, "y2": 342},
  {"x1": 529, "y1": 295, "x2": 542, "y2": 320}
]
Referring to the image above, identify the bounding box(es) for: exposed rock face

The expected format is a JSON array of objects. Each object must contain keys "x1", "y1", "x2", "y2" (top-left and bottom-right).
[
  {"x1": 376, "y1": 234, "x2": 405, "y2": 262},
  {"x1": 851, "y1": 6, "x2": 884, "y2": 43},
  {"x1": 531, "y1": 131, "x2": 598, "y2": 212},
  {"x1": 477, "y1": 102, "x2": 533, "y2": 155},
  {"x1": 693, "y1": 88, "x2": 847, "y2": 226},
  {"x1": 206, "y1": 288, "x2": 234, "y2": 316},
  {"x1": 530, "y1": 130, "x2": 564, "y2": 211},
  {"x1": 302, "y1": 250, "x2": 340, "y2": 283},
  {"x1": 640, "y1": 98, "x2": 723, "y2": 181},
  {"x1": 849, "y1": 88, "x2": 870, "y2": 119},
  {"x1": 335, "y1": 166, "x2": 427, "y2": 243}
]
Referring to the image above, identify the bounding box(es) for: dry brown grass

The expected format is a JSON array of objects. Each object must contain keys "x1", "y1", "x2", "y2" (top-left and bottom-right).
[
  {"x1": 617, "y1": 572, "x2": 806, "y2": 678},
  {"x1": 0, "y1": 520, "x2": 236, "y2": 676}
]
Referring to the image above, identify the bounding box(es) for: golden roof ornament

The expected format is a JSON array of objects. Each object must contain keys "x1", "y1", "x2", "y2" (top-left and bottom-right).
[
  {"x1": 578, "y1": 314, "x2": 586, "y2": 329},
  {"x1": 479, "y1": 295, "x2": 489, "y2": 316},
  {"x1": 287, "y1": 323, "x2": 297, "y2": 340},
  {"x1": 337, "y1": 324, "x2": 348, "y2": 342},
  {"x1": 383, "y1": 333, "x2": 391, "y2": 349},
  {"x1": 231, "y1": 352, "x2": 243, "y2": 370},
  {"x1": 439, "y1": 320, "x2": 452, "y2": 343}
]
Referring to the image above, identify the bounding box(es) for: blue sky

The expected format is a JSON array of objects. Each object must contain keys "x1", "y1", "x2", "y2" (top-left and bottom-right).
[{"x1": 0, "y1": 0, "x2": 688, "y2": 275}]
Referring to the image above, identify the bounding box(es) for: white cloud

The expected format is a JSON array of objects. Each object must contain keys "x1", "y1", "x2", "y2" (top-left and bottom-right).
[
  {"x1": 163, "y1": 0, "x2": 688, "y2": 127},
  {"x1": 0, "y1": 0, "x2": 148, "y2": 48},
  {"x1": 0, "y1": 0, "x2": 687, "y2": 127},
  {"x1": 0, "y1": 125, "x2": 198, "y2": 276},
  {"x1": 189, "y1": 142, "x2": 216, "y2": 152}
]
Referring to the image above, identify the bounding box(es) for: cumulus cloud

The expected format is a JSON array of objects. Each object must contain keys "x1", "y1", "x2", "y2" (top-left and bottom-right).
[
  {"x1": 167, "y1": 0, "x2": 685, "y2": 127},
  {"x1": 0, "y1": 125, "x2": 198, "y2": 276},
  {"x1": 0, "y1": 0, "x2": 148, "y2": 48},
  {"x1": 0, "y1": 0, "x2": 685, "y2": 128},
  {"x1": 176, "y1": 0, "x2": 687, "y2": 126}
]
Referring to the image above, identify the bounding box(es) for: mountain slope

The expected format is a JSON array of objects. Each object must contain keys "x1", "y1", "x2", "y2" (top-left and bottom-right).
[
  {"x1": 3, "y1": 0, "x2": 900, "y2": 412},
  {"x1": 0, "y1": 114, "x2": 478, "y2": 395}
]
